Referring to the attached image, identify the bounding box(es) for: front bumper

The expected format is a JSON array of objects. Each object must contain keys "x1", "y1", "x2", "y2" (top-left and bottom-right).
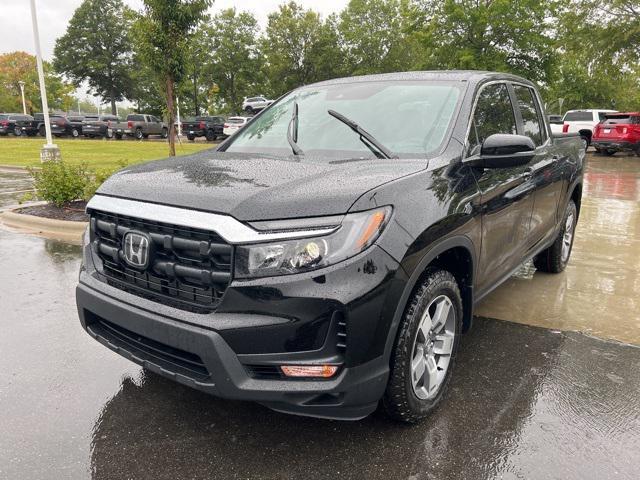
[
  {"x1": 77, "y1": 237, "x2": 403, "y2": 420},
  {"x1": 592, "y1": 139, "x2": 639, "y2": 152}
]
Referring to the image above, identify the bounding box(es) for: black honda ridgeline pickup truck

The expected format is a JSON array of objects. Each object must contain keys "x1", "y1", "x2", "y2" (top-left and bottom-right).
[{"x1": 77, "y1": 71, "x2": 584, "y2": 422}]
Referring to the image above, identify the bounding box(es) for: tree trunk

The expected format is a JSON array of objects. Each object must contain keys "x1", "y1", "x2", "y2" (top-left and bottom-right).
[
  {"x1": 193, "y1": 72, "x2": 199, "y2": 117},
  {"x1": 166, "y1": 75, "x2": 176, "y2": 157},
  {"x1": 110, "y1": 87, "x2": 117, "y2": 115}
]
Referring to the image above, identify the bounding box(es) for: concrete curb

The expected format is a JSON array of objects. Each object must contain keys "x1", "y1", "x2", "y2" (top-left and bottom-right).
[{"x1": 0, "y1": 208, "x2": 87, "y2": 245}]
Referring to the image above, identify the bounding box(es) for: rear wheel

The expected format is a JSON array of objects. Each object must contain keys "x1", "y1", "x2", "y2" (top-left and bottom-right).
[
  {"x1": 161, "y1": 128, "x2": 168, "y2": 139},
  {"x1": 383, "y1": 269, "x2": 462, "y2": 423},
  {"x1": 205, "y1": 129, "x2": 216, "y2": 141},
  {"x1": 115, "y1": 133, "x2": 123, "y2": 140},
  {"x1": 106, "y1": 129, "x2": 113, "y2": 139},
  {"x1": 134, "y1": 128, "x2": 143, "y2": 140},
  {"x1": 579, "y1": 136, "x2": 589, "y2": 151},
  {"x1": 187, "y1": 134, "x2": 195, "y2": 141},
  {"x1": 244, "y1": 106, "x2": 254, "y2": 114},
  {"x1": 534, "y1": 200, "x2": 577, "y2": 273},
  {"x1": 13, "y1": 128, "x2": 22, "y2": 137},
  {"x1": 71, "y1": 128, "x2": 80, "y2": 138}
]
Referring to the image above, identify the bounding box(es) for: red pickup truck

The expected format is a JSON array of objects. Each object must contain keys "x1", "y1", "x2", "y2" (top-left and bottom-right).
[{"x1": 592, "y1": 112, "x2": 640, "y2": 156}]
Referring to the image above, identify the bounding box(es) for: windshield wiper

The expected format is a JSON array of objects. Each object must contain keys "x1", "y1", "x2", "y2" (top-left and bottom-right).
[
  {"x1": 327, "y1": 109, "x2": 397, "y2": 159},
  {"x1": 287, "y1": 101, "x2": 304, "y2": 155}
]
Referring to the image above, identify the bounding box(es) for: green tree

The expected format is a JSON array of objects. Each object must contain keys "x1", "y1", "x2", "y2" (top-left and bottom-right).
[
  {"x1": 53, "y1": 0, "x2": 135, "y2": 115},
  {"x1": 261, "y1": 2, "x2": 344, "y2": 97},
  {"x1": 0, "y1": 51, "x2": 74, "y2": 114},
  {"x1": 546, "y1": 0, "x2": 640, "y2": 112},
  {"x1": 339, "y1": 0, "x2": 417, "y2": 75},
  {"x1": 202, "y1": 8, "x2": 264, "y2": 114},
  {"x1": 411, "y1": 0, "x2": 558, "y2": 84},
  {"x1": 133, "y1": 0, "x2": 212, "y2": 156}
]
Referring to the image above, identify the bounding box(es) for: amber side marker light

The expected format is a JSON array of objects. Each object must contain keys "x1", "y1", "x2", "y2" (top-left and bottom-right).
[{"x1": 280, "y1": 365, "x2": 339, "y2": 378}]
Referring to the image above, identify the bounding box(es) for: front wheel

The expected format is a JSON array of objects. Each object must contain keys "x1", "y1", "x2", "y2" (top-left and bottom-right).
[
  {"x1": 383, "y1": 269, "x2": 462, "y2": 423},
  {"x1": 161, "y1": 128, "x2": 168, "y2": 139},
  {"x1": 13, "y1": 128, "x2": 22, "y2": 137},
  {"x1": 580, "y1": 136, "x2": 589, "y2": 151},
  {"x1": 205, "y1": 129, "x2": 216, "y2": 141},
  {"x1": 71, "y1": 128, "x2": 79, "y2": 138},
  {"x1": 534, "y1": 200, "x2": 577, "y2": 273}
]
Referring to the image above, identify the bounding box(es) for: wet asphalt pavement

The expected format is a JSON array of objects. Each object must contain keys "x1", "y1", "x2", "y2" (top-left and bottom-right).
[
  {"x1": 0, "y1": 168, "x2": 33, "y2": 208},
  {"x1": 1, "y1": 154, "x2": 640, "y2": 479}
]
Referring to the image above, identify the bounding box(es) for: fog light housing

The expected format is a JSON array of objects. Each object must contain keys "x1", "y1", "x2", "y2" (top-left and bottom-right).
[{"x1": 280, "y1": 365, "x2": 339, "y2": 378}]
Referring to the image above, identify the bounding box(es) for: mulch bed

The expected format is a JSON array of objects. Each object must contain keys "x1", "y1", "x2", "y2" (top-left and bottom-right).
[{"x1": 16, "y1": 200, "x2": 88, "y2": 222}]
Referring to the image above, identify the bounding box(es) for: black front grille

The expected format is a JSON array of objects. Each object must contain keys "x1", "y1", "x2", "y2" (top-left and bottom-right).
[
  {"x1": 90, "y1": 209, "x2": 232, "y2": 313},
  {"x1": 87, "y1": 313, "x2": 210, "y2": 380}
]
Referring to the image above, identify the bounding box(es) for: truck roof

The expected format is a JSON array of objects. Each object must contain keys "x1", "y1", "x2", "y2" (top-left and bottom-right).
[{"x1": 306, "y1": 70, "x2": 536, "y2": 89}]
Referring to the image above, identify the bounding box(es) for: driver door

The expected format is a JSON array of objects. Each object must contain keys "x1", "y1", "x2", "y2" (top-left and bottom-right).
[{"x1": 468, "y1": 82, "x2": 536, "y2": 297}]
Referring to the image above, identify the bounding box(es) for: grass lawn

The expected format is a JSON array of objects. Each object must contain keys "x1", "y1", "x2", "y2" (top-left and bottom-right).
[{"x1": 0, "y1": 137, "x2": 213, "y2": 170}]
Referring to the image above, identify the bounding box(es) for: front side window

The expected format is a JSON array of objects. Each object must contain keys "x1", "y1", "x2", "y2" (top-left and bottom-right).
[
  {"x1": 513, "y1": 85, "x2": 544, "y2": 146},
  {"x1": 226, "y1": 81, "x2": 463, "y2": 159},
  {"x1": 467, "y1": 83, "x2": 517, "y2": 156}
]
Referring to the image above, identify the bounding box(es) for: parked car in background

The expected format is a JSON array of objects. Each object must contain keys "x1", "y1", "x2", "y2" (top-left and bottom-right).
[
  {"x1": 78, "y1": 71, "x2": 585, "y2": 423},
  {"x1": 67, "y1": 115, "x2": 86, "y2": 138},
  {"x1": 112, "y1": 114, "x2": 168, "y2": 140},
  {"x1": 0, "y1": 113, "x2": 33, "y2": 136},
  {"x1": 242, "y1": 96, "x2": 273, "y2": 114},
  {"x1": 592, "y1": 112, "x2": 640, "y2": 156},
  {"x1": 222, "y1": 116, "x2": 249, "y2": 136},
  {"x1": 22, "y1": 113, "x2": 46, "y2": 137},
  {"x1": 557, "y1": 109, "x2": 617, "y2": 149},
  {"x1": 82, "y1": 114, "x2": 120, "y2": 138},
  {"x1": 182, "y1": 116, "x2": 225, "y2": 141}
]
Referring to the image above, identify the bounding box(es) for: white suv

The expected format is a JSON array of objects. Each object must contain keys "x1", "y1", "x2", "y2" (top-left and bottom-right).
[
  {"x1": 552, "y1": 109, "x2": 617, "y2": 149},
  {"x1": 242, "y1": 96, "x2": 273, "y2": 114}
]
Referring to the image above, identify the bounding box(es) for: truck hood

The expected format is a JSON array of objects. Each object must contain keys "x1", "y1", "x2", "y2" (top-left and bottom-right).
[{"x1": 97, "y1": 150, "x2": 426, "y2": 221}]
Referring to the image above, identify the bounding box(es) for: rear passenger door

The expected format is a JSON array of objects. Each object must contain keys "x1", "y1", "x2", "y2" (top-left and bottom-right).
[
  {"x1": 468, "y1": 82, "x2": 536, "y2": 295},
  {"x1": 511, "y1": 84, "x2": 564, "y2": 250}
]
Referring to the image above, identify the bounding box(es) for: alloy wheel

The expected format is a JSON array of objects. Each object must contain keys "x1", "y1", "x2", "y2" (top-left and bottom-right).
[
  {"x1": 561, "y1": 211, "x2": 575, "y2": 263},
  {"x1": 410, "y1": 294, "x2": 456, "y2": 400}
]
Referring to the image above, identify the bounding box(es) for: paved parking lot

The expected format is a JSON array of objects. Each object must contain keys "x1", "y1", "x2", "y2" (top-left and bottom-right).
[
  {"x1": 0, "y1": 167, "x2": 33, "y2": 208},
  {"x1": 0, "y1": 153, "x2": 639, "y2": 479}
]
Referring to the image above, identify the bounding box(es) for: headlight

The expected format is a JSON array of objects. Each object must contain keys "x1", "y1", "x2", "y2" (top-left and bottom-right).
[{"x1": 235, "y1": 206, "x2": 392, "y2": 278}]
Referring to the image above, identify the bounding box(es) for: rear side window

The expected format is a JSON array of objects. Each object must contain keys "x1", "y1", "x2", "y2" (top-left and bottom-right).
[
  {"x1": 513, "y1": 85, "x2": 544, "y2": 146},
  {"x1": 598, "y1": 112, "x2": 608, "y2": 121},
  {"x1": 604, "y1": 115, "x2": 639, "y2": 124},
  {"x1": 127, "y1": 114, "x2": 144, "y2": 121},
  {"x1": 467, "y1": 83, "x2": 517, "y2": 156},
  {"x1": 563, "y1": 111, "x2": 593, "y2": 121}
]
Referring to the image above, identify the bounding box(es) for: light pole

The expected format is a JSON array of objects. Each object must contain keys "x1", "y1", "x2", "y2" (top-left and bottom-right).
[
  {"x1": 18, "y1": 81, "x2": 27, "y2": 115},
  {"x1": 29, "y1": 0, "x2": 60, "y2": 162}
]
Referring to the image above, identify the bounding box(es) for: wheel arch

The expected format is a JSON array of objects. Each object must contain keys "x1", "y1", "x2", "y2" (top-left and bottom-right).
[{"x1": 383, "y1": 234, "x2": 476, "y2": 364}]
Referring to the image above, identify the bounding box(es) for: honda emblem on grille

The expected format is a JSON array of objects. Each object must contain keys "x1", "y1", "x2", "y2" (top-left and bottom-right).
[{"x1": 123, "y1": 231, "x2": 151, "y2": 269}]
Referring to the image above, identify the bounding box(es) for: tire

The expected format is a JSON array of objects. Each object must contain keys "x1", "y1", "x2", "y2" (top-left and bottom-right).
[
  {"x1": 205, "y1": 129, "x2": 216, "y2": 141},
  {"x1": 13, "y1": 128, "x2": 22, "y2": 137},
  {"x1": 533, "y1": 200, "x2": 578, "y2": 273},
  {"x1": 135, "y1": 128, "x2": 143, "y2": 140},
  {"x1": 38, "y1": 125, "x2": 45, "y2": 136},
  {"x1": 383, "y1": 268, "x2": 462, "y2": 423},
  {"x1": 71, "y1": 128, "x2": 79, "y2": 138},
  {"x1": 161, "y1": 128, "x2": 168, "y2": 139},
  {"x1": 115, "y1": 133, "x2": 123, "y2": 140},
  {"x1": 604, "y1": 149, "x2": 615, "y2": 156},
  {"x1": 187, "y1": 134, "x2": 195, "y2": 141},
  {"x1": 106, "y1": 129, "x2": 113, "y2": 139},
  {"x1": 579, "y1": 136, "x2": 589, "y2": 151},
  {"x1": 244, "y1": 106, "x2": 253, "y2": 114}
]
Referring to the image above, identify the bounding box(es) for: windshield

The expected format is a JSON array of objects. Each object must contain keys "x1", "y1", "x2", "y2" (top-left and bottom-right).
[{"x1": 225, "y1": 81, "x2": 462, "y2": 159}]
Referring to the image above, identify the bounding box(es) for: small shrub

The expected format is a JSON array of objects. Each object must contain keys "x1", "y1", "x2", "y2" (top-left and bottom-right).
[{"x1": 28, "y1": 161, "x2": 91, "y2": 208}]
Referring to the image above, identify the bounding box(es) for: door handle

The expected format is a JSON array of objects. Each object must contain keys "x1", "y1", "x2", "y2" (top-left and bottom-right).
[{"x1": 504, "y1": 182, "x2": 535, "y2": 200}]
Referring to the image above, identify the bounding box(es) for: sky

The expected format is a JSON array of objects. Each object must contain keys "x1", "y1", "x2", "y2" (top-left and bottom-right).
[{"x1": 0, "y1": 0, "x2": 350, "y2": 60}]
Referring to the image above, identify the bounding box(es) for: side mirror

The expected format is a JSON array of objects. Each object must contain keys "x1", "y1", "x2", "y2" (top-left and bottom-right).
[{"x1": 473, "y1": 134, "x2": 536, "y2": 168}]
